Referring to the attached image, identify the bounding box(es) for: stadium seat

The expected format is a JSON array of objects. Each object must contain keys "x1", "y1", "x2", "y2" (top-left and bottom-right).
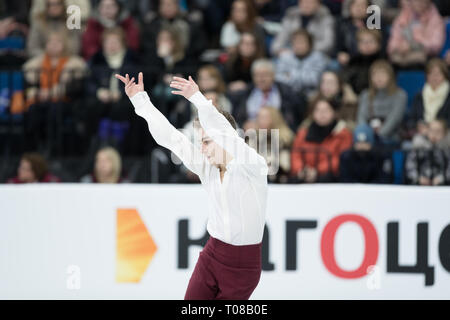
[
  {"x1": 396, "y1": 70, "x2": 426, "y2": 112},
  {"x1": 392, "y1": 149, "x2": 406, "y2": 185}
]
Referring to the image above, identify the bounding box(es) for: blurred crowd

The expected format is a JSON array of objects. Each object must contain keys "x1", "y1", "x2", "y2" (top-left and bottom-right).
[{"x1": 1, "y1": 0, "x2": 450, "y2": 185}]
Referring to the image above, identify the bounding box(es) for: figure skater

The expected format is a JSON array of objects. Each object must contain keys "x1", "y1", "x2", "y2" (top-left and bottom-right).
[{"x1": 115, "y1": 72, "x2": 268, "y2": 300}]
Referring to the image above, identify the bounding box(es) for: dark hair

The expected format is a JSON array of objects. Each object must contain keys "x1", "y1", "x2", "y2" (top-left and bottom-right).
[
  {"x1": 308, "y1": 95, "x2": 341, "y2": 118},
  {"x1": 21, "y1": 152, "x2": 49, "y2": 181},
  {"x1": 101, "y1": 26, "x2": 126, "y2": 46},
  {"x1": 194, "y1": 109, "x2": 237, "y2": 130},
  {"x1": 231, "y1": 0, "x2": 258, "y2": 32},
  {"x1": 426, "y1": 58, "x2": 449, "y2": 80}
]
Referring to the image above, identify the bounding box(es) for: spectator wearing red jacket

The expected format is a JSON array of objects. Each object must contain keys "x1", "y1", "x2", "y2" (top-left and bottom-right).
[
  {"x1": 291, "y1": 96, "x2": 353, "y2": 182},
  {"x1": 82, "y1": 0, "x2": 140, "y2": 60}
]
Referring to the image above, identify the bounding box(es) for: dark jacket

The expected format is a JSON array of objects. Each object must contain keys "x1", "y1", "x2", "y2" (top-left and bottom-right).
[
  {"x1": 405, "y1": 147, "x2": 450, "y2": 185},
  {"x1": 145, "y1": 54, "x2": 198, "y2": 86},
  {"x1": 408, "y1": 91, "x2": 450, "y2": 128},
  {"x1": 86, "y1": 49, "x2": 141, "y2": 97},
  {"x1": 339, "y1": 148, "x2": 392, "y2": 183},
  {"x1": 225, "y1": 56, "x2": 254, "y2": 84},
  {"x1": 344, "y1": 51, "x2": 384, "y2": 94}
]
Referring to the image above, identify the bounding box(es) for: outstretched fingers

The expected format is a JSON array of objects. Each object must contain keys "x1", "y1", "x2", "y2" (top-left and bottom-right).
[
  {"x1": 172, "y1": 76, "x2": 189, "y2": 83},
  {"x1": 169, "y1": 81, "x2": 184, "y2": 90},
  {"x1": 115, "y1": 74, "x2": 127, "y2": 84},
  {"x1": 138, "y1": 72, "x2": 143, "y2": 86},
  {"x1": 126, "y1": 78, "x2": 135, "y2": 89}
]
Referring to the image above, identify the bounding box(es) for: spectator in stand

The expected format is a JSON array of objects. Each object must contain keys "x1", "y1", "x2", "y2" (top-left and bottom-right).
[
  {"x1": 336, "y1": 0, "x2": 372, "y2": 66},
  {"x1": 311, "y1": 70, "x2": 358, "y2": 129},
  {"x1": 23, "y1": 31, "x2": 86, "y2": 151},
  {"x1": 341, "y1": 0, "x2": 400, "y2": 24},
  {"x1": 275, "y1": 29, "x2": 329, "y2": 97},
  {"x1": 249, "y1": 106, "x2": 295, "y2": 183},
  {"x1": 271, "y1": 0, "x2": 335, "y2": 56},
  {"x1": 146, "y1": 26, "x2": 198, "y2": 121},
  {"x1": 176, "y1": 66, "x2": 234, "y2": 137},
  {"x1": 232, "y1": 58, "x2": 307, "y2": 132},
  {"x1": 0, "y1": 0, "x2": 31, "y2": 67},
  {"x1": 343, "y1": 28, "x2": 383, "y2": 94},
  {"x1": 27, "y1": 0, "x2": 82, "y2": 57},
  {"x1": 339, "y1": 124, "x2": 392, "y2": 183},
  {"x1": 225, "y1": 31, "x2": 266, "y2": 93},
  {"x1": 388, "y1": 0, "x2": 445, "y2": 68},
  {"x1": 84, "y1": 27, "x2": 142, "y2": 155},
  {"x1": 6, "y1": 152, "x2": 61, "y2": 183},
  {"x1": 30, "y1": 0, "x2": 91, "y2": 26},
  {"x1": 357, "y1": 60, "x2": 407, "y2": 146},
  {"x1": 197, "y1": 65, "x2": 233, "y2": 114},
  {"x1": 253, "y1": 0, "x2": 291, "y2": 22},
  {"x1": 405, "y1": 119, "x2": 450, "y2": 186},
  {"x1": 82, "y1": 0, "x2": 140, "y2": 61},
  {"x1": 291, "y1": 96, "x2": 352, "y2": 182},
  {"x1": 409, "y1": 58, "x2": 450, "y2": 134},
  {"x1": 80, "y1": 146, "x2": 129, "y2": 183},
  {"x1": 220, "y1": 0, "x2": 266, "y2": 53},
  {"x1": 141, "y1": 0, "x2": 207, "y2": 60}
]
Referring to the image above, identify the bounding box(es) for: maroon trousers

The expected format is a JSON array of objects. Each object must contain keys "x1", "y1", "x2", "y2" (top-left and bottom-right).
[{"x1": 184, "y1": 235, "x2": 262, "y2": 300}]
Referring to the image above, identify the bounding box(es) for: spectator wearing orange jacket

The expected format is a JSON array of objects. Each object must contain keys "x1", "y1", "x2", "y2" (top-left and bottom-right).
[{"x1": 291, "y1": 96, "x2": 353, "y2": 182}]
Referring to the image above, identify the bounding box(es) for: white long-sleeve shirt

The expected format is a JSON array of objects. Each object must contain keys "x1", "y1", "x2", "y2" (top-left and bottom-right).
[{"x1": 129, "y1": 90, "x2": 268, "y2": 245}]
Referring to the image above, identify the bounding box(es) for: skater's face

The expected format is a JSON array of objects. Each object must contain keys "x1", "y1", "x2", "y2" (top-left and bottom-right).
[{"x1": 199, "y1": 129, "x2": 231, "y2": 167}]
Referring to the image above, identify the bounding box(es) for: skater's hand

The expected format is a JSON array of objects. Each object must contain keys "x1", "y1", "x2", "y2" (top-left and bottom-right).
[
  {"x1": 115, "y1": 72, "x2": 144, "y2": 98},
  {"x1": 170, "y1": 76, "x2": 199, "y2": 99}
]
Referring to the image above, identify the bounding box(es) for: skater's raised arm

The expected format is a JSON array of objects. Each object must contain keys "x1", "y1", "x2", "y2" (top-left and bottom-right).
[
  {"x1": 116, "y1": 72, "x2": 207, "y2": 178},
  {"x1": 170, "y1": 76, "x2": 267, "y2": 177}
]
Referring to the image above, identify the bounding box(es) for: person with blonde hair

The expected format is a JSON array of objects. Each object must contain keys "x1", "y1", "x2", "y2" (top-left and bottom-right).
[
  {"x1": 80, "y1": 146, "x2": 128, "y2": 183},
  {"x1": 23, "y1": 30, "x2": 86, "y2": 151},
  {"x1": 27, "y1": 0, "x2": 82, "y2": 57}
]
